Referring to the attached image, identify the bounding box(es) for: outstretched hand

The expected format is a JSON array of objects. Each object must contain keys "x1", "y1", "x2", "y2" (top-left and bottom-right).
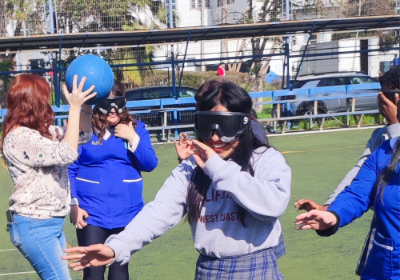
[
  {"x1": 295, "y1": 210, "x2": 337, "y2": 231},
  {"x1": 62, "y1": 244, "x2": 115, "y2": 271},
  {"x1": 294, "y1": 199, "x2": 328, "y2": 212},
  {"x1": 174, "y1": 133, "x2": 194, "y2": 161},
  {"x1": 62, "y1": 75, "x2": 97, "y2": 109}
]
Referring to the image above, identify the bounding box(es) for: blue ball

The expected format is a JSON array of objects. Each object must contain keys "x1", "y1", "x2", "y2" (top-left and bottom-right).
[{"x1": 65, "y1": 55, "x2": 114, "y2": 105}]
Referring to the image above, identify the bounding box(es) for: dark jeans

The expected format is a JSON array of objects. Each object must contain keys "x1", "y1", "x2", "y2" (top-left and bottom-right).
[{"x1": 77, "y1": 224, "x2": 128, "y2": 280}]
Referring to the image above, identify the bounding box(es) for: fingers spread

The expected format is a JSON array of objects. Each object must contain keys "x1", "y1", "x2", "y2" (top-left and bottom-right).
[
  {"x1": 83, "y1": 85, "x2": 96, "y2": 95},
  {"x1": 65, "y1": 247, "x2": 87, "y2": 254},
  {"x1": 73, "y1": 75, "x2": 78, "y2": 89},
  {"x1": 83, "y1": 92, "x2": 97, "y2": 102},
  {"x1": 78, "y1": 76, "x2": 87, "y2": 91},
  {"x1": 62, "y1": 253, "x2": 86, "y2": 261}
]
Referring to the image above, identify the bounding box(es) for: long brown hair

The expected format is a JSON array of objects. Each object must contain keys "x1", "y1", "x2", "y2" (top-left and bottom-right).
[
  {"x1": 0, "y1": 74, "x2": 54, "y2": 152},
  {"x1": 92, "y1": 80, "x2": 137, "y2": 142},
  {"x1": 186, "y1": 81, "x2": 269, "y2": 226}
]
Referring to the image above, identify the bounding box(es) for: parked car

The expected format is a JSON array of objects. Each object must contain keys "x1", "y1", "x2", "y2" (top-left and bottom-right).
[
  {"x1": 125, "y1": 86, "x2": 197, "y2": 126},
  {"x1": 272, "y1": 72, "x2": 380, "y2": 117}
]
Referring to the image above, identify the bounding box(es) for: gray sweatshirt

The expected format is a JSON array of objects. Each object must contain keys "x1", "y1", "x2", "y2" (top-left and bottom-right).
[
  {"x1": 324, "y1": 123, "x2": 400, "y2": 205},
  {"x1": 106, "y1": 147, "x2": 291, "y2": 265}
]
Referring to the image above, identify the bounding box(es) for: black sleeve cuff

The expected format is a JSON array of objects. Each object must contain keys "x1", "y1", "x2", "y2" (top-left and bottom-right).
[{"x1": 316, "y1": 211, "x2": 340, "y2": 237}]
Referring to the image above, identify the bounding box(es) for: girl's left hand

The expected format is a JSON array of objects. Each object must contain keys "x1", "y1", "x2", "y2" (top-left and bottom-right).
[
  {"x1": 192, "y1": 140, "x2": 216, "y2": 169},
  {"x1": 294, "y1": 210, "x2": 337, "y2": 230},
  {"x1": 115, "y1": 122, "x2": 136, "y2": 144},
  {"x1": 62, "y1": 244, "x2": 115, "y2": 271}
]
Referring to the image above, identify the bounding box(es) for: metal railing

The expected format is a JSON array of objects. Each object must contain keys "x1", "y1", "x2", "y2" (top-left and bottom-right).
[{"x1": 0, "y1": 83, "x2": 382, "y2": 140}]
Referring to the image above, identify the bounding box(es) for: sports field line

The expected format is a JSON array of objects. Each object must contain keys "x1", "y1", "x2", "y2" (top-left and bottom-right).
[
  {"x1": 281, "y1": 145, "x2": 364, "y2": 154},
  {"x1": 0, "y1": 249, "x2": 17, "y2": 252},
  {"x1": 267, "y1": 125, "x2": 384, "y2": 137},
  {"x1": 0, "y1": 271, "x2": 36, "y2": 276}
]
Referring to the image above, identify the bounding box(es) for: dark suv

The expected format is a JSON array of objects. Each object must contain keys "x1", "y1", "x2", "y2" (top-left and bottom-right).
[{"x1": 125, "y1": 86, "x2": 197, "y2": 126}]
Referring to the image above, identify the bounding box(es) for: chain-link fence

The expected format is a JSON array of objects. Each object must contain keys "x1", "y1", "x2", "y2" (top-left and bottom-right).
[{"x1": 1, "y1": 0, "x2": 398, "y2": 38}]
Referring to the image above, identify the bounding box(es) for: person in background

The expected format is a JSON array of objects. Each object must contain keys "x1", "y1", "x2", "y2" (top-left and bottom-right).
[
  {"x1": 295, "y1": 122, "x2": 400, "y2": 279},
  {"x1": 68, "y1": 80, "x2": 158, "y2": 280},
  {"x1": 1, "y1": 74, "x2": 96, "y2": 280},
  {"x1": 217, "y1": 63, "x2": 226, "y2": 76},
  {"x1": 64, "y1": 81, "x2": 291, "y2": 279},
  {"x1": 391, "y1": 54, "x2": 400, "y2": 68},
  {"x1": 295, "y1": 65, "x2": 400, "y2": 275}
]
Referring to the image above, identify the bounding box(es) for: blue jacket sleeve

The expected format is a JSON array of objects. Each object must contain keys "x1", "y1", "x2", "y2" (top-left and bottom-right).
[
  {"x1": 130, "y1": 121, "x2": 158, "y2": 172},
  {"x1": 328, "y1": 143, "x2": 384, "y2": 227},
  {"x1": 68, "y1": 145, "x2": 82, "y2": 199}
]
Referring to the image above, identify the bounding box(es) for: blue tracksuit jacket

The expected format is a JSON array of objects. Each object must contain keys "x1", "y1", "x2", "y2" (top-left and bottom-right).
[
  {"x1": 68, "y1": 121, "x2": 158, "y2": 229},
  {"x1": 328, "y1": 139, "x2": 400, "y2": 280}
]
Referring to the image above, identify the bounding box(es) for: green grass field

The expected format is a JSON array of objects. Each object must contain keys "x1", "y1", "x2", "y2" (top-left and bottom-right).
[{"x1": 0, "y1": 128, "x2": 377, "y2": 279}]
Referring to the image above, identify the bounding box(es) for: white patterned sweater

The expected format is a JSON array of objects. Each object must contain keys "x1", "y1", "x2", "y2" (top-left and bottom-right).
[{"x1": 3, "y1": 126, "x2": 92, "y2": 219}]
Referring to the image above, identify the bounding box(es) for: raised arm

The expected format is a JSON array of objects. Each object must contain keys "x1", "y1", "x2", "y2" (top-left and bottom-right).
[
  {"x1": 104, "y1": 160, "x2": 193, "y2": 265},
  {"x1": 62, "y1": 75, "x2": 96, "y2": 151},
  {"x1": 296, "y1": 143, "x2": 387, "y2": 236}
]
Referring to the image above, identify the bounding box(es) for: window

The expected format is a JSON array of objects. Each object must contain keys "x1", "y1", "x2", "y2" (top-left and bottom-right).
[
  {"x1": 349, "y1": 76, "x2": 379, "y2": 84},
  {"x1": 157, "y1": 88, "x2": 173, "y2": 99},
  {"x1": 318, "y1": 77, "x2": 350, "y2": 87},
  {"x1": 205, "y1": 0, "x2": 210, "y2": 8},
  {"x1": 179, "y1": 88, "x2": 196, "y2": 97},
  {"x1": 198, "y1": 0, "x2": 202, "y2": 8},
  {"x1": 191, "y1": 0, "x2": 196, "y2": 8},
  {"x1": 218, "y1": 0, "x2": 235, "y2": 6}
]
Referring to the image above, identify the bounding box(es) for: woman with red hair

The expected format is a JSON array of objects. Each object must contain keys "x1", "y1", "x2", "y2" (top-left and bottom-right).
[{"x1": 1, "y1": 74, "x2": 96, "y2": 280}]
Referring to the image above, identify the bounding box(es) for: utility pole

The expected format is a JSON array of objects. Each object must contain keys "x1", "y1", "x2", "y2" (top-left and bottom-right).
[
  {"x1": 397, "y1": 0, "x2": 400, "y2": 57},
  {"x1": 200, "y1": 0, "x2": 206, "y2": 72},
  {"x1": 168, "y1": 0, "x2": 177, "y2": 100}
]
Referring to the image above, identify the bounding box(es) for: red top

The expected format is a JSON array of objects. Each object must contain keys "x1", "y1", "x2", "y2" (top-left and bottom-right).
[{"x1": 217, "y1": 66, "x2": 225, "y2": 76}]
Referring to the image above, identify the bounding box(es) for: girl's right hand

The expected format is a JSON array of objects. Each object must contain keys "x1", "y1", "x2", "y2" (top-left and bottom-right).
[
  {"x1": 62, "y1": 75, "x2": 97, "y2": 109},
  {"x1": 174, "y1": 133, "x2": 194, "y2": 161},
  {"x1": 294, "y1": 199, "x2": 328, "y2": 212},
  {"x1": 63, "y1": 244, "x2": 115, "y2": 271},
  {"x1": 70, "y1": 205, "x2": 89, "y2": 229}
]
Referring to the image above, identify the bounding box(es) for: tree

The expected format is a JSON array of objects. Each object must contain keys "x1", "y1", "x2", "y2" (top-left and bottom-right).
[
  {"x1": 246, "y1": 0, "x2": 283, "y2": 112},
  {"x1": 2, "y1": 0, "x2": 168, "y2": 104},
  {"x1": 0, "y1": 57, "x2": 15, "y2": 108}
]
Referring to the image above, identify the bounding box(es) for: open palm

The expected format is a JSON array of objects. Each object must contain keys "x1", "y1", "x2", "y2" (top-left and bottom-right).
[{"x1": 63, "y1": 244, "x2": 115, "y2": 271}]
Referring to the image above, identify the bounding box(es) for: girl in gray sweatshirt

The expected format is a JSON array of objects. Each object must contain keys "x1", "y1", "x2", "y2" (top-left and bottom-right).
[{"x1": 64, "y1": 81, "x2": 292, "y2": 280}]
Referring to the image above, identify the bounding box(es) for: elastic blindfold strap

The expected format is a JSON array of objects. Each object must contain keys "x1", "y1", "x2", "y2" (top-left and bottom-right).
[{"x1": 98, "y1": 97, "x2": 126, "y2": 114}]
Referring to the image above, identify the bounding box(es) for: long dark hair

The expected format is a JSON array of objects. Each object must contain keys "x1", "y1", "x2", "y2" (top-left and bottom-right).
[
  {"x1": 375, "y1": 65, "x2": 400, "y2": 200},
  {"x1": 186, "y1": 81, "x2": 269, "y2": 225},
  {"x1": 92, "y1": 80, "x2": 137, "y2": 143}
]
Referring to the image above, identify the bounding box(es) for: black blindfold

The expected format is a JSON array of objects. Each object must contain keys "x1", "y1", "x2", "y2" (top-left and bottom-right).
[
  {"x1": 195, "y1": 111, "x2": 251, "y2": 143},
  {"x1": 97, "y1": 96, "x2": 126, "y2": 114}
]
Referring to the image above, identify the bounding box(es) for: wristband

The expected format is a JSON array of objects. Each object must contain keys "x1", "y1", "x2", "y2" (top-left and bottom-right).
[
  {"x1": 70, "y1": 198, "x2": 79, "y2": 206},
  {"x1": 81, "y1": 109, "x2": 92, "y2": 115}
]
